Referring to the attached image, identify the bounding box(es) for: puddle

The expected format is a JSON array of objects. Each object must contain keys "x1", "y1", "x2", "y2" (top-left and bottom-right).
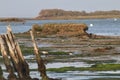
[
  {"x1": 24, "y1": 55, "x2": 35, "y2": 59},
  {"x1": 0, "y1": 64, "x2": 6, "y2": 70},
  {"x1": 48, "y1": 71, "x2": 120, "y2": 80},
  {"x1": 3, "y1": 70, "x2": 120, "y2": 80},
  {"x1": 2, "y1": 67, "x2": 120, "y2": 80},
  {"x1": 28, "y1": 62, "x2": 92, "y2": 69},
  {"x1": 46, "y1": 62, "x2": 91, "y2": 68},
  {"x1": 38, "y1": 43, "x2": 53, "y2": 47}
]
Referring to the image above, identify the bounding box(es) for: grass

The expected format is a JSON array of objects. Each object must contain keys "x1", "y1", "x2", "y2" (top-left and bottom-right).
[{"x1": 47, "y1": 64, "x2": 120, "y2": 73}]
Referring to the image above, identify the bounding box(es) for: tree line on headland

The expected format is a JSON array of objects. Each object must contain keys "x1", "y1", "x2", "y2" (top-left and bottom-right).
[
  {"x1": 36, "y1": 9, "x2": 120, "y2": 19},
  {"x1": 1, "y1": 9, "x2": 120, "y2": 22}
]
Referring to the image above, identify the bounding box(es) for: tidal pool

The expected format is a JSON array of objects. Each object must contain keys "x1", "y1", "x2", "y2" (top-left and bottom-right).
[
  {"x1": 29, "y1": 62, "x2": 92, "y2": 69},
  {"x1": 3, "y1": 71, "x2": 120, "y2": 80}
]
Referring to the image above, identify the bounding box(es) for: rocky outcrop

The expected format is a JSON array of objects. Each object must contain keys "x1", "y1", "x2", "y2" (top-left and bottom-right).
[{"x1": 31, "y1": 23, "x2": 89, "y2": 38}]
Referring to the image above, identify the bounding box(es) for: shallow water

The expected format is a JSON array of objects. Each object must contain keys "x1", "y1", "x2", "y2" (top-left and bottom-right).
[
  {"x1": 38, "y1": 43, "x2": 53, "y2": 47},
  {"x1": 1, "y1": 55, "x2": 120, "y2": 80},
  {"x1": 1, "y1": 54, "x2": 120, "y2": 76},
  {"x1": 29, "y1": 62, "x2": 92, "y2": 69},
  {"x1": 0, "y1": 19, "x2": 120, "y2": 36},
  {"x1": 3, "y1": 71, "x2": 120, "y2": 80},
  {"x1": 1, "y1": 18, "x2": 120, "y2": 79}
]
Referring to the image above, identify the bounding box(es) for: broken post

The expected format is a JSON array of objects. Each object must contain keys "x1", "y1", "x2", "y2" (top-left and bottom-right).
[
  {"x1": 6, "y1": 27, "x2": 24, "y2": 62},
  {"x1": 6, "y1": 26, "x2": 31, "y2": 80},
  {"x1": 0, "y1": 26, "x2": 33, "y2": 80},
  {"x1": 2, "y1": 26, "x2": 32, "y2": 80},
  {"x1": 30, "y1": 30, "x2": 49, "y2": 80},
  {"x1": 0, "y1": 35, "x2": 17, "y2": 80}
]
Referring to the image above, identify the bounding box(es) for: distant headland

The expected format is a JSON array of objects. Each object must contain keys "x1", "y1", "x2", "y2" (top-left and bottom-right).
[
  {"x1": 1, "y1": 9, "x2": 120, "y2": 21},
  {"x1": 0, "y1": 18, "x2": 25, "y2": 22},
  {"x1": 36, "y1": 9, "x2": 120, "y2": 20}
]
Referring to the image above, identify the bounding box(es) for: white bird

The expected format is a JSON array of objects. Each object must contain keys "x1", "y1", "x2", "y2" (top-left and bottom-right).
[
  {"x1": 41, "y1": 51, "x2": 49, "y2": 57},
  {"x1": 69, "y1": 53, "x2": 73, "y2": 55},
  {"x1": 90, "y1": 24, "x2": 93, "y2": 27},
  {"x1": 114, "y1": 18, "x2": 117, "y2": 21},
  {"x1": 41, "y1": 51, "x2": 48, "y2": 55}
]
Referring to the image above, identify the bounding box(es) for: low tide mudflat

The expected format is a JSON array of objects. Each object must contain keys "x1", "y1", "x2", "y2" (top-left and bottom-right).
[
  {"x1": 1, "y1": 23, "x2": 120, "y2": 80},
  {"x1": 7, "y1": 34, "x2": 120, "y2": 80}
]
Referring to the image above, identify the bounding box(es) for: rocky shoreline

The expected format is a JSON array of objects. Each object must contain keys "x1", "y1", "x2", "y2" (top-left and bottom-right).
[
  {"x1": 1, "y1": 23, "x2": 120, "y2": 80},
  {"x1": 14, "y1": 23, "x2": 120, "y2": 57}
]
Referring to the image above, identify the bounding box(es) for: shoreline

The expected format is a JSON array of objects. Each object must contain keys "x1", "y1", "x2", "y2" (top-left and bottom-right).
[
  {"x1": 35, "y1": 16, "x2": 120, "y2": 20},
  {"x1": 0, "y1": 17, "x2": 120, "y2": 22}
]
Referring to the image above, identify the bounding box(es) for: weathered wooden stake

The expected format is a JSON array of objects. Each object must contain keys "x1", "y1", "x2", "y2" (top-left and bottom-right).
[
  {"x1": 0, "y1": 35, "x2": 17, "y2": 80},
  {"x1": 6, "y1": 26, "x2": 31, "y2": 80},
  {"x1": 30, "y1": 30, "x2": 49, "y2": 80},
  {"x1": 7, "y1": 27, "x2": 24, "y2": 61},
  {"x1": 0, "y1": 26, "x2": 59, "y2": 80},
  {"x1": 4, "y1": 26, "x2": 32, "y2": 80}
]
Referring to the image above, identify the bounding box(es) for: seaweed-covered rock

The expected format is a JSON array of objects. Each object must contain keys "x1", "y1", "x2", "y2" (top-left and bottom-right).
[{"x1": 32, "y1": 23, "x2": 89, "y2": 38}]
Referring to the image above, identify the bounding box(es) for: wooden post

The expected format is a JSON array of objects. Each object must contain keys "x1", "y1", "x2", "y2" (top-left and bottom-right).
[
  {"x1": 6, "y1": 27, "x2": 24, "y2": 61},
  {"x1": 30, "y1": 31, "x2": 49, "y2": 80},
  {"x1": 4, "y1": 26, "x2": 32, "y2": 80},
  {"x1": 6, "y1": 26, "x2": 31, "y2": 80},
  {"x1": 0, "y1": 35, "x2": 17, "y2": 80},
  {"x1": 0, "y1": 26, "x2": 32, "y2": 80}
]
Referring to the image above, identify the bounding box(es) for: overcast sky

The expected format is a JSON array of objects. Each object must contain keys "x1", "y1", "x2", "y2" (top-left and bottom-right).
[{"x1": 0, "y1": 0, "x2": 120, "y2": 18}]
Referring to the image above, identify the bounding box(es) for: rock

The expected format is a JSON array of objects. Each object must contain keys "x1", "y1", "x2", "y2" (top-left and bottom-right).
[{"x1": 31, "y1": 23, "x2": 89, "y2": 38}]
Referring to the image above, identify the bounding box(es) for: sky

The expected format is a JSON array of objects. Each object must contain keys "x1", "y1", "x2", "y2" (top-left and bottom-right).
[{"x1": 0, "y1": 0, "x2": 120, "y2": 18}]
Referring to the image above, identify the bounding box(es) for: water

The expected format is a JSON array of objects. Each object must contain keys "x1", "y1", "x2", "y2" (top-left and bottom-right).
[
  {"x1": 3, "y1": 71, "x2": 120, "y2": 80},
  {"x1": 0, "y1": 19, "x2": 120, "y2": 36},
  {"x1": 1, "y1": 55, "x2": 120, "y2": 80},
  {"x1": 1, "y1": 19, "x2": 120, "y2": 79},
  {"x1": 28, "y1": 62, "x2": 92, "y2": 69}
]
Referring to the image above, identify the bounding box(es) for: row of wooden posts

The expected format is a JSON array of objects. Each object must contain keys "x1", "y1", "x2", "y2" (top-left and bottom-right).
[{"x1": 0, "y1": 26, "x2": 51, "y2": 80}]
